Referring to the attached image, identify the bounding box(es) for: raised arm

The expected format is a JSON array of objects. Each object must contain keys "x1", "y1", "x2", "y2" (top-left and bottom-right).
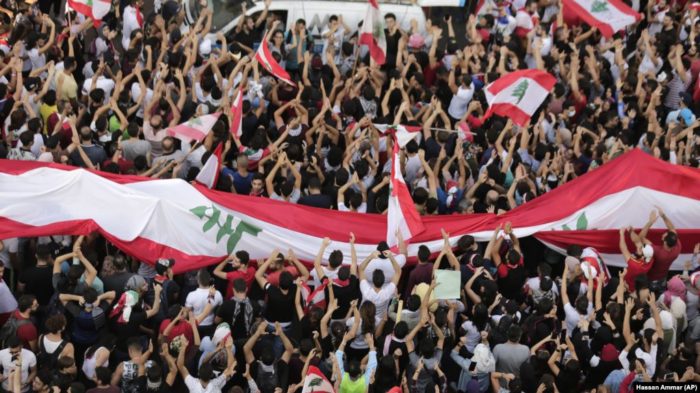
[
  {"x1": 655, "y1": 206, "x2": 676, "y2": 233},
  {"x1": 255, "y1": 250, "x2": 278, "y2": 289},
  {"x1": 314, "y1": 238, "x2": 331, "y2": 280}
]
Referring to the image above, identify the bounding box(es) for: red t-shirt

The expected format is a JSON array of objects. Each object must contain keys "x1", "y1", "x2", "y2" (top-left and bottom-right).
[
  {"x1": 266, "y1": 266, "x2": 299, "y2": 287},
  {"x1": 225, "y1": 266, "x2": 256, "y2": 299},
  {"x1": 497, "y1": 257, "x2": 524, "y2": 278},
  {"x1": 13, "y1": 311, "x2": 37, "y2": 349},
  {"x1": 158, "y1": 319, "x2": 195, "y2": 344},
  {"x1": 625, "y1": 257, "x2": 653, "y2": 291},
  {"x1": 647, "y1": 241, "x2": 682, "y2": 281}
]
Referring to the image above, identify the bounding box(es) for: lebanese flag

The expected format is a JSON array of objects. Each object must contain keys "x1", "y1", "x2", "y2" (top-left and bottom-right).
[
  {"x1": 195, "y1": 143, "x2": 223, "y2": 189},
  {"x1": 457, "y1": 121, "x2": 474, "y2": 143},
  {"x1": 301, "y1": 366, "x2": 335, "y2": 393},
  {"x1": 1, "y1": 150, "x2": 700, "y2": 273},
  {"x1": 484, "y1": 70, "x2": 556, "y2": 126},
  {"x1": 387, "y1": 137, "x2": 425, "y2": 247},
  {"x1": 374, "y1": 124, "x2": 422, "y2": 148},
  {"x1": 358, "y1": 0, "x2": 387, "y2": 65},
  {"x1": 562, "y1": 0, "x2": 641, "y2": 38},
  {"x1": 300, "y1": 281, "x2": 328, "y2": 313},
  {"x1": 67, "y1": 0, "x2": 111, "y2": 25},
  {"x1": 514, "y1": 9, "x2": 537, "y2": 37},
  {"x1": 229, "y1": 88, "x2": 244, "y2": 139},
  {"x1": 578, "y1": 247, "x2": 611, "y2": 288},
  {"x1": 255, "y1": 40, "x2": 294, "y2": 86},
  {"x1": 167, "y1": 113, "x2": 221, "y2": 143}
]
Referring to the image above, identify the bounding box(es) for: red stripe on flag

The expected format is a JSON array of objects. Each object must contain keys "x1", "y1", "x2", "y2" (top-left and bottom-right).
[
  {"x1": 486, "y1": 70, "x2": 557, "y2": 96},
  {"x1": 230, "y1": 88, "x2": 244, "y2": 139},
  {"x1": 562, "y1": 0, "x2": 640, "y2": 38},
  {"x1": 483, "y1": 102, "x2": 534, "y2": 126},
  {"x1": 167, "y1": 125, "x2": 209, "y2": 141},
  {"x1": 359, "y1": 33, "x2": 386, "y2": 65},
  {"x1": 67, "y1": 0, "x2": 94, "y2": 19},
  {"x1": 255, "y1": 40, "x2": 294, "y2": 86}
]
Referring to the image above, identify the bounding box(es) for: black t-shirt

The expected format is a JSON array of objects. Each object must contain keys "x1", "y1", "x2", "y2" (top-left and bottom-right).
[
  {"x1": 136, "y1": 376, "x2": 172, "y2": 393},
  {"x1": 19, "y1": 265, "x2": 54, "y2": 305},
  {"x1": 263, "y1": 284, "x2": 296, "y2": 323},
  {"x1": 111, "y1": 310, "x2": 148, "y2": 351},
  {"x1": 217, "y1": 298, "x2": 260, "y2": 338},
  {"x1": 298, "y1": 194, "x2": 333, "y2": 209},
  {"x1": 326, "y1": 276, "x2": 360, "y2": 320},
  {"x1": 497, "y1": 264, "x2": 527, "y2": 300},
  {"x1": 103, "y1": 272, "x2": 135, "y2": 300}
]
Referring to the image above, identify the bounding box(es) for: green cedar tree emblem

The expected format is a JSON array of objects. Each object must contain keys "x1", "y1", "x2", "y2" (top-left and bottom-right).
[
  {"x1": 590, "y1": 0, "x2": 609, "y2": 12},
  {"x1": 511, "y1": 80, "x2": 529, "y2": 104},
  {"x1": 190, "y1": 205, "x2": 261, "y2": 253},
  {"x1": 561, "y1": 212, "x2": 588, "y2": 231}
]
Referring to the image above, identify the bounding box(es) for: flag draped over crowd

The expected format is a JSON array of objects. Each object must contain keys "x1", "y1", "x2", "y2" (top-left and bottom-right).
[{"x1": 0, "y1": 149, "x2": 699, "y2": 273}]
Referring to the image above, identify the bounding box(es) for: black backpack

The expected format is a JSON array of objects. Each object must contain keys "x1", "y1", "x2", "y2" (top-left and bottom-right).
[
  {"x1": 36, "y1": 335, "x2": 68, "y2": 371},
  {"x1": 0, "y1": 315, "x2": 31, "y2": 348}
]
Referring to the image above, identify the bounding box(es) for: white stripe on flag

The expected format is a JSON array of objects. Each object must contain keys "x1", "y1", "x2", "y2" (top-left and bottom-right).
[
  {"x1": 571, "y1": 0, "x2": 637, "y2": 32},
  {"x1": 485, "y1": 77, "x2": 551, "y2": 116}
]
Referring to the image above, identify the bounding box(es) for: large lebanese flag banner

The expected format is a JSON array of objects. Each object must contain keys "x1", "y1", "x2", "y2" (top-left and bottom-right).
[
  {"x1": 484, "y1": 70, "x2": 556, "y2": 126},
  {"x1": 1, "y1": 150, "x2": 699, "y2": 273},
  {"x1": 563, "y1": 0, "x2": 641, "y2": 38},
  {"x1": 358, "y1": 0, "x2": 387, "y2": 65}
]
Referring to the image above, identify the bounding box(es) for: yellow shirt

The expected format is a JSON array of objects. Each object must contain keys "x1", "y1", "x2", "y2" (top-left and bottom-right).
[
  {"x1": 39, "y1": 103, "x2": 57, "y2": 134},
  {"x1": 55, "y1": 72, "x2": 77, "y2": 100}
]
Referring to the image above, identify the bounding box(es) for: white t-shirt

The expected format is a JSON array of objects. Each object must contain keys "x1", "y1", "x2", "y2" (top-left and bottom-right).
[
  {"x1": 121, "y1": 5, "x2": 142, "y2": 51},
  {"x1": 184, "y1": 374, "x2": 228, "y2": 393},
  {"x1": 404, "y1": 154, "x2": 422, "y2": 184},
  {"x1": 363, "y1": 254, "x2": 406, "y2": 284},
  {"x1": 360, "y1": 280, "x2": 396, "y2": 320},
  {"x1": 0, "y1": 238, "x2": 18, "y2": 268},
  {"x1": 15, "y1": 132, "x2": 44, "y2": 158},
  {"x1": 338, "y1": 202, "x2": 367, "y2": 213},
  {"x1": 0, "y1": 348, "x2": 36, "y2": 392},
  {"x1": 27, "y1": 48, "x2": 46, "y2": 71},
  {"x1": 563, "y1": 302, "x2": 593, "y2": 335},
  {"x1": 82, "y1": 76, "x2": 115, "y2": 104},
  {"x1": 270, "y1": 189, "x2": 301, "y2": 203},
  {"x1": 309, "y1": 266, "x2": 339, "y2": 287},
  {"x1": 0, "y1": 279, "x2": 17, "y2": 314},
  {"x1": 185, "y1": 288, "x2": 223, "y2": 327},
  {"x1": 448, "y1": 85, "x2": 475, "y2": 120},
  {"x1": 131, "y1": 81, "x2": 154, "y2": 118}
]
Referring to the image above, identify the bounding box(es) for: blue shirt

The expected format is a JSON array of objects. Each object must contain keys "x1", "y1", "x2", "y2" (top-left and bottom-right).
[
  {"x1": 222, "y1": 167, "x2": 254, "y2": 195},
  {"x1": 604, "y1": 369, "x2": 628, "y2": 393}
]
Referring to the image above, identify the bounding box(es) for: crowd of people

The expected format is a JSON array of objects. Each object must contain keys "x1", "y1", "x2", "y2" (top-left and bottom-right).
[{"x1": 1, "y1": 0, "x2": 700, "y2": 391}]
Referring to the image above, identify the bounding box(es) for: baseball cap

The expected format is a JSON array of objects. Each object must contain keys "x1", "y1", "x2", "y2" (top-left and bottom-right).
[
  {"x1": 161, "y1": 0, "x2": 181, "y2": 21},
  {"x1": 199, "y1": 39, "x2": 212, "y2": 57},
  {"x1": 680, "y1": 108, "x2": 695, "y2": 125},
  {"x1": 408, "y1": 33, "x2": 425, "y2": 49}
]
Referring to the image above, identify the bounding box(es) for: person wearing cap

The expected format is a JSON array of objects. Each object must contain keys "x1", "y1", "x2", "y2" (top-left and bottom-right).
[
  {"x1": 153, "y1": 259, "x2": 179, "y2": 317},
  {"x1": 619, "y1": 227, "x2": 655, "y2": 292}
]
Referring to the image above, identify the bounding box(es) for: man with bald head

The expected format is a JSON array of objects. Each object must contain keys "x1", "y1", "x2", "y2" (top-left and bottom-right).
[{"x1": 222, "y1": 155, "x2": 254, "y2": 194}]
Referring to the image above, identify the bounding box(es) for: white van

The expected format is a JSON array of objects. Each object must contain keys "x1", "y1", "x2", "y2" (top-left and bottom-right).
[{"x1": 183, "y1": 0, "x2": 427, "y2": 43}]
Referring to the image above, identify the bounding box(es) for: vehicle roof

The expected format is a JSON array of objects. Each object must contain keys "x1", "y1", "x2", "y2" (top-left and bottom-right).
[{"x1": 248, "y1": 0, "x2": 419, "y2": 6}]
